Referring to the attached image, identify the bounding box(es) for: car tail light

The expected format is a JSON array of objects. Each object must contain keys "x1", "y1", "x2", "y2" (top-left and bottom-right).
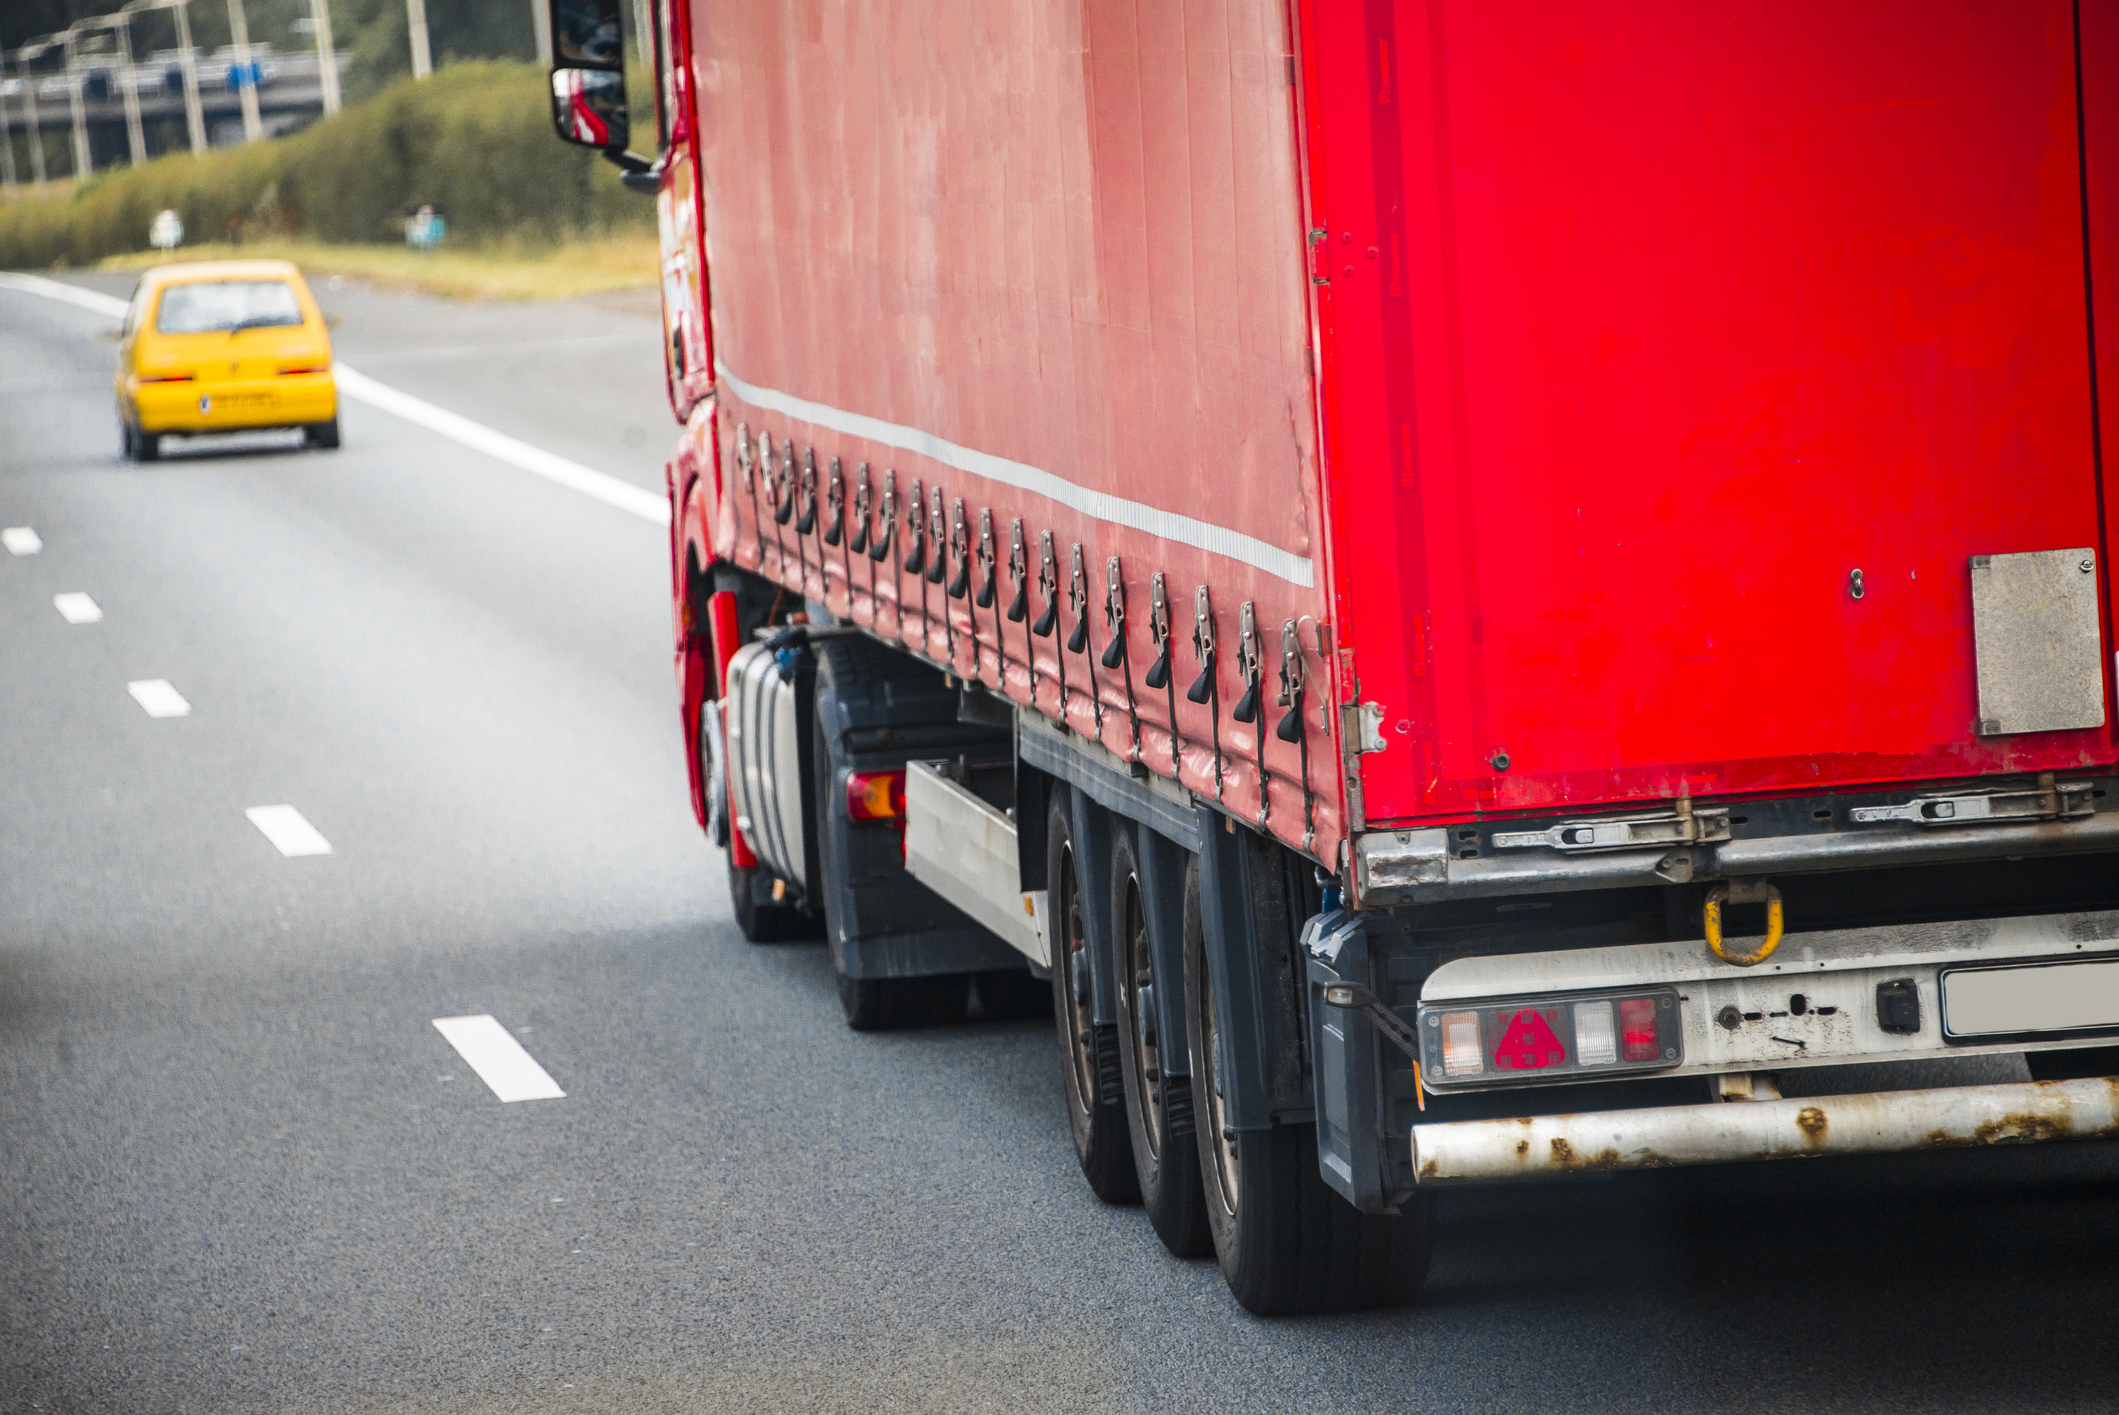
[
  {"x1": 1415, "y1": 990, "x2": 1680, "y2": 1088},
  {"x1": 845, "y1": 769, "x2": 906, "y2": 822},
  {"x1": 1619, "y1": 997, "x2": 1659, "y2": 1063},
  {"x1": 278, "y1": 364, "x2": 329, "y2": 375},
  {"x1": 138, "y1": 373, "x2": 193, "y2": 382}
]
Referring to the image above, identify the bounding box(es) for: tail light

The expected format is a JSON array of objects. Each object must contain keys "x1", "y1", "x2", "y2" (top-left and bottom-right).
[
  {"x1": 138, "y1": 373, "x2": 193, "y2": 383},
  {"x1": 278, "y1": 364, "x2": 330, "y2": 375},
  {"x1": 1439, "y1": 1011, "x2": 1484, "y2": 1078},
  {"x1": 1415, "y1": 990, "x2": 1681, "y2": 1088},
  {"x1": 1619, "y1": 998, "x2": 1660, "y2": 1063},
  {"x1": 846, "y1": 770, "x2": 906, "y2": 822}
]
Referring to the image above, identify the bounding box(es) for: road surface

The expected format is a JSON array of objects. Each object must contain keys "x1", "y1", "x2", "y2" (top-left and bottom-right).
[{"x1": 3, "y1": 268, "x2": 2117, "y2": 1414}]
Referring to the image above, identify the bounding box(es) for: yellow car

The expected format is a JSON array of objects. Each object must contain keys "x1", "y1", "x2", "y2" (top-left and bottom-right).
[{"x1": 114, "y1": 259, "x2": 340, "y2": 462}]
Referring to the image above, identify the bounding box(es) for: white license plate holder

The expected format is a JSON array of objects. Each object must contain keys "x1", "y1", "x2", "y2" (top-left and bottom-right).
[{"x1": 1940, "y1": 956, "x2": 2119, "y2": 1040}]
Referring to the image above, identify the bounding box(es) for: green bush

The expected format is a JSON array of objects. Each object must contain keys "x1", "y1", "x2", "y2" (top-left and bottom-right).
[{"x1": 0, "y1": 61, "x2": 652, "y2": 269}]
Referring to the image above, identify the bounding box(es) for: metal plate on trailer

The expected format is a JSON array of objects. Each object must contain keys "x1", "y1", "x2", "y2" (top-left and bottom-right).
[
  {"x1": 1969, "y1": 548, "x2": 2106, "y2": 736},
  {"x1": 1941, "y1": 957, "x2": 2119, "y2": 1038}
]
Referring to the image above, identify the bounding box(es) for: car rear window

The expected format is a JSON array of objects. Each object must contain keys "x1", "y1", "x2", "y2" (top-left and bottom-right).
[{"x1": 155, "y1": 280, "x2": 304, "y2": 334}]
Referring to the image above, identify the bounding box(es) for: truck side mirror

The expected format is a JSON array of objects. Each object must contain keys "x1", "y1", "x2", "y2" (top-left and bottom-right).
[
  {"x1": 547, "y1": 0, "x2": 628, "y2": 151},
  {"x1": 550, "y1": 67, "x2": 629, "y2": 152}
]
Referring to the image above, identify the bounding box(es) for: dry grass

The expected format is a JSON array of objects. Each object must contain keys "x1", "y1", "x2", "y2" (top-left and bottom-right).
[{"x1": 97, "y1": 233, "x2": 659, "y2": 302}]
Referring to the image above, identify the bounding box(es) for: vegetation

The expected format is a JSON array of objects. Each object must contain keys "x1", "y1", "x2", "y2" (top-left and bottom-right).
[
  {"x1": 0, "y1": 62, "x2": 653, "y2": 273},
  {"x1": 97, "y1": 233, "x2": 658, "y2": 302}
]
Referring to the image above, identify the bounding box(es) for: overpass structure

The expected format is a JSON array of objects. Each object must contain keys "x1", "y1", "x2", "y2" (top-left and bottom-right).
[{"x1": 4, "y1": 46, "x2": 349, "y2": 174}]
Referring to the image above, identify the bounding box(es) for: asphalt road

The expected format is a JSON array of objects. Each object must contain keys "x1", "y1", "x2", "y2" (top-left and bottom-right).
[{"x1": 4, "y1": 270, "x2": 2119, "y2": 1415}]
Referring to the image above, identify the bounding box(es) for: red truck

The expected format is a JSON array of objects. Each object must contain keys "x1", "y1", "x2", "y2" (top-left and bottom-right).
[{"x1": 548, "y1": 0, "x2": 2119, "y2": 1314}]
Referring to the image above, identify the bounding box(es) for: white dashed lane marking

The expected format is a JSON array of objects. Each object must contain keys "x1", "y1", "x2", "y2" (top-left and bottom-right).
[
  {"x1": 127, "y1": 679, "x2": 192, "y2": 718},
  {"x1": 54, "y1": 593, "x2": 102, "y2": 624},
  {"x1": 3, "y1": 527, "x2": 41, "y2": 555},
  {"x1": 245, "y1": 804, "x2": 332, "y2": 857},
  {"x1": 432, "y1": 1016, "x2": 567, "y2": 1102}
]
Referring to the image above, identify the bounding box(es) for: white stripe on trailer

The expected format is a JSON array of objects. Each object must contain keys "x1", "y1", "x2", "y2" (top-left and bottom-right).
[{"x1": 714, "y1": 358, "x2": 1316, "y2": 588}]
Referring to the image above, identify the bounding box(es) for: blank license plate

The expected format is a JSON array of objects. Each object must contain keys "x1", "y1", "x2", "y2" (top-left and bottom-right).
[{"x1": 1941, "y1": 958, "x2": 2119, "y2": 1039}]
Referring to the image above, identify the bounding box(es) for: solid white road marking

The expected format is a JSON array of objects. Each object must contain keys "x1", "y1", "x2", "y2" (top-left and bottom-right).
[
  {"x1": 331, "y1": 364, "x2": 669, "y2": 525},
  {"x1": 3, "y1": 527, "x2": 42, "y2": 555},
  {"x1": 0, "y1": 273, "x2": 667, "y2": 528},
  {"x1": 0, "y1": 271, "x2": 127, "y2": 317},
  {"x1": 244, "y1": 804, "x2": 332, "y2": 857},
  {"x1": 53, "y1": 592, "x2": 102, "y2": 623},
  {"x1": 432, "y1": 1015, "x2": 567, "y2": 1102},
  {"x1": 127, "y1": 679, "x2": 192, "y2": 717}
]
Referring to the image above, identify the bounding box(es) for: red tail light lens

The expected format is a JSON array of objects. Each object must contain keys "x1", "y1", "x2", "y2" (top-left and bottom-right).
[
  {"x1": 1492, "y1": 1007, "x2": 1568, "y2": 1071},
  {"x1": 138, "y1": 373, "x2": 194, "y2": 383},
  {"x1": 1619, "y1": 998, "x2": 1659, "y2": 1062},
  {"x1": 277, "y1": 365, "x2": 330, "y2": 376},
  {"x1": 846, "y1": 770, "x2": 907, "y2": 822}
]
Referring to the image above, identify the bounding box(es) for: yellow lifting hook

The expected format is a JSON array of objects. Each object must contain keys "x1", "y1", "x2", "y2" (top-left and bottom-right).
[{"x1": 1704, "y1": 879, "x2": 1783, "y2": 967}]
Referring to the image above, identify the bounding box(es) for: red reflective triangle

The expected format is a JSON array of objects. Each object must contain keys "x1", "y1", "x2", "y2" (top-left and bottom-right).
[{"x1": 1493, "y1": 1008, "x2": 1567, "y2": 1070}]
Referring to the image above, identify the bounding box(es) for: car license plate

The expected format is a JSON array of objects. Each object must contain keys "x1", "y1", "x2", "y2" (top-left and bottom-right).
[{"x1": 1940, "y1": 957, "x2": 2119, "y2": 1039}]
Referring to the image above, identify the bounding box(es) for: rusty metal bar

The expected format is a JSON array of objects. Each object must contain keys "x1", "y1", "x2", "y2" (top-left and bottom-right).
[{"x1": 1410, "y1": 1076, "x2": 2119, "y2": 1185}]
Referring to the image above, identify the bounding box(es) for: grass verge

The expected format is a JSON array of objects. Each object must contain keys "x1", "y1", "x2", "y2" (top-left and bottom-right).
[{"x1": 97, "y1": 234, "x2": 659, "y2": 302}]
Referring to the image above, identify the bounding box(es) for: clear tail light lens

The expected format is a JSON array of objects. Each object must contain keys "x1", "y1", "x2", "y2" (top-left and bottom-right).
[
  {"x1": 846, "y1": 769, "x2": 907, "y2": 822},
  {"x1": 1573, "y1": 999, "x2": 1617, "y2": 1066},
  {"x1": 1439, "y1": 1011, "x2": 1484, "y2": 1077}
]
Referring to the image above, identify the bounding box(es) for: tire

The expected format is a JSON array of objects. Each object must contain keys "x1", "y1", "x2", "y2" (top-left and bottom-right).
[
  {"x1": 1182, "y1": 855, "x2": 1432, "y2": 1314},
  {"x1": 726, "y1": 851, "x2": 820, "y2": 943},
  {"x1": 1048, "y1": 789, "x2": 1140, "y2": 1204},
  {"x1": 975, "y1": 968, "x2": 1053, "y2": 1021},
  {"x1": 136, "y1": 428, "x2": 160, "y2": 462},
  {"x1": 306, "y1": 417, "x2": 341, "y2": 449},
  {"x1": 1111, "y1": 830, "x2": 1213, "y2": 1257},
  {"x1": 119, "y1": 417, "x2": 134, "y2": 461}
]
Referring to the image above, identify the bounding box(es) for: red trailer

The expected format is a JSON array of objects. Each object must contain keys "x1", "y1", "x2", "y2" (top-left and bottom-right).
[{"x1": 549, "y1": 0, "x2": 2119, "y2": 1315}]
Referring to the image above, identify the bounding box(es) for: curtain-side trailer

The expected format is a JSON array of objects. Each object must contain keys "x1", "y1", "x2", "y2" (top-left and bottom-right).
[{"x1": 547, "y1": 0, "x2": 2119, "y2": 1314}]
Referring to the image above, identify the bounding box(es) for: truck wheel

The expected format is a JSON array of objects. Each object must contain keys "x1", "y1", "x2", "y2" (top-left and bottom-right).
[
  {"x1": 1048, "y1": 790, "x2": 1140, "y2": 1204},
  {"x1": 1182, "y1": 856, "x2": 1432, "y2": 1313},
  {"x1": 725, "y1": 853, "x2": 820, "y2": 943},
  {"x1": 1111, "y1": 830, "x2": 1211, "y2": 1257}
]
